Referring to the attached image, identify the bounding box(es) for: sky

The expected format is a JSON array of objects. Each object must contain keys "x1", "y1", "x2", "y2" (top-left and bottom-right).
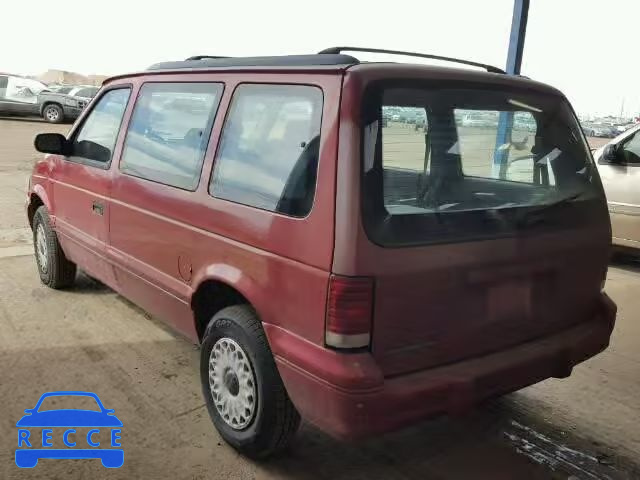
[{"x1": 2, "y1": 0, "x2": 638, "y2": 117}]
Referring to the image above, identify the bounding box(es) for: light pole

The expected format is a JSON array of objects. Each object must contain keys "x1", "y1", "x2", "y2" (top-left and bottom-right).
[{"x1": 493, "y1": 0, "x2": 530, "y2": 178}]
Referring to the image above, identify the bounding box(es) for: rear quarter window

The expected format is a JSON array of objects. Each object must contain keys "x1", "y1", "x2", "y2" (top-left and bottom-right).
[{"x1": 210, "y1": 84, "x2": 323, "y2": 217}]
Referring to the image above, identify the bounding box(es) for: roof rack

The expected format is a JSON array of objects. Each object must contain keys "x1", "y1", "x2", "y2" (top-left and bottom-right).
[
  {"x1": 318, "y1": 47, "x2": 505, "y2": 74},
  {"x1": 147, "y1": 54, "x2": 359, "y2": 71},
  {"x1": 146, "y1": 48, "x2": 504, "y2": 74},
  {"x1": 185, "y1": 55, "x2": 230, "y2": 61}
]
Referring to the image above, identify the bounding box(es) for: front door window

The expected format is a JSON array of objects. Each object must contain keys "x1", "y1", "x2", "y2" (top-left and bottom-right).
[{"x1": 69, "y1": 88, "x2": 131, "y2": 166}]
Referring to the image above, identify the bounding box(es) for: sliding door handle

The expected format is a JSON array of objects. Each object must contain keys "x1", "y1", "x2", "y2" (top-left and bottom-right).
[{"x1": 92, "y1": 201, "x2": 104, "y2": 216}]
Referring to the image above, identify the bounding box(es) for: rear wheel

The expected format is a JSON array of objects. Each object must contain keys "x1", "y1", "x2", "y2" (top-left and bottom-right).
[
  {"x1": 33, "y1": 206, "x2": 76, "y2": 288},
  {"x1": 200, "y1": 305, "x2": 300, "y2": 459},
  {"x1": 43, "y1": 104, "x2": 64, "y2": 123}
]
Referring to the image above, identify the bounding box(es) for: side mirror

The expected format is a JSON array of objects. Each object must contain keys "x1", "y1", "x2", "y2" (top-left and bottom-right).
[
  {"x1": 23, "y1": 409, "x2": 33, "y2": 414},
  {"x1": 601, "y1": 143, "x2": 619, "y2": 164},
  {"x1": 75, "y1": 140, "x2": 111, "y2": 163},
  {"x1": 34, "y1": 133, "x2": 68, "y2": 155}
]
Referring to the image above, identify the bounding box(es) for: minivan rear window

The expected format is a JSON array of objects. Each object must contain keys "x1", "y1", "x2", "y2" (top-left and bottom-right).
[{"x1": 362, "y1": 82, "x2": 605, "y2": 246}]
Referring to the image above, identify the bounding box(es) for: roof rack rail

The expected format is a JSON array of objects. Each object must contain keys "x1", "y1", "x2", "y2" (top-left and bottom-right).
[
  {"x1": 147, "y1": 54, "x2": 358, "y2": 71},
  {"x1": 318, "y1": 47, "x2": 505, "y2": 74},
  {"x1": 185, "y1": 55, "x2": 230, "y2": 61}
]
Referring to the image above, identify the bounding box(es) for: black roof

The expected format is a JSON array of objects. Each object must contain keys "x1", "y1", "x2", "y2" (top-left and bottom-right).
[
  {"x1": 147, "y1": 48, "x2": 505, "y2": 74},
  {"x1": 147, "y1": 54, "x2": 359, "y2": 71}
]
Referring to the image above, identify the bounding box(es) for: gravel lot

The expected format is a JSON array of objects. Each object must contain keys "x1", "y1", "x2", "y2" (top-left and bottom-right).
[{"x1": 0, "y1": 117, "x2": 638, "y2": 479}]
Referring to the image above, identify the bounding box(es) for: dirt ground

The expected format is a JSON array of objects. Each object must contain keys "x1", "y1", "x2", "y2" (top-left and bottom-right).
[{"x1": 0, "y1": 117, "x2": 638, "y2": 479}]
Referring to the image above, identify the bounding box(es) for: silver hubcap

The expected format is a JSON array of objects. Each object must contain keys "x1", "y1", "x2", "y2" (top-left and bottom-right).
[
  {"x1": 46, "y1": 108, "x2": 59, "y2": 120},
  {"x1": 208, "y1": 337, "x2": 256, "y2": 430},
  {"x1": 36, "y1": 224, "x2": 48, "y2": 272}
]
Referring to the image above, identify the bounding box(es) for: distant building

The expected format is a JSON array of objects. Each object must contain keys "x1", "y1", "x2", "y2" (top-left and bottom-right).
[{"x1": 37, "y1": 69, "x2": 108, "y2": 86}]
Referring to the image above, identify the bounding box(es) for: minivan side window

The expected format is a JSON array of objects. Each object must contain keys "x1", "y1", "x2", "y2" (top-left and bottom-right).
[
  {"x1": 70, "y1": 88, "x2": 131, "y2": 166},
  {"x1": 210, "y1": 84, "x2": 323, "y2": 217},
  {"x1": 120, "y1": 82, "x2": 223, "y2": 190}
]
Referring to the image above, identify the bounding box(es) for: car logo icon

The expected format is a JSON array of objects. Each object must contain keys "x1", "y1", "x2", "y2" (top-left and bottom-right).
[{"x1": 15, "y1": 391, "x2": 123, "y2": 468}]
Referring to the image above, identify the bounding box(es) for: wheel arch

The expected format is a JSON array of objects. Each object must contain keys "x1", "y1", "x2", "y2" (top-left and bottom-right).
[
  {"x1": 27, "y1": 187, "x2": 51, "y2": 229},
  {"x1": 190, "y1": 265, "x2": 261, "y2": 343}
]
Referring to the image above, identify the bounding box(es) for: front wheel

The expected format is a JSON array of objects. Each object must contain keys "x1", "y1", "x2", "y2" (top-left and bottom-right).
[
  {"x1": 33, "y1": 206, "x2": 76, "y2": 288},
  {"x1": 43, "y1": 104, "x2": 64, "y2": 123},
  {"x1": 200, "y1": 305, "x2": 300, "y2": 459}
]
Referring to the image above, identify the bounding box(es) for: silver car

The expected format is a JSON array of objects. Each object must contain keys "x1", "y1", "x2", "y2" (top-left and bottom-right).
[
  {"x1": 595, "y1": 124, "x2": 640, "y2": 249},
  {"x1": 0, "y1": 74, "x2": 48, "y2": 117}
]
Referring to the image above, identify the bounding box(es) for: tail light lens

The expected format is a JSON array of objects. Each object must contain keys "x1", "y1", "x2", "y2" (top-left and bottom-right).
[{"x1": 325, "y1": 275, "x2": 374, "y2": 349}]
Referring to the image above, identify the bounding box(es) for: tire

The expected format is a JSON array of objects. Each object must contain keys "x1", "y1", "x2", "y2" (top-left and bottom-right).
[
  {"x1": 200, "y1": 305, "x2": 300, "y2": 459},
  {"x1": 33, "y1": 206, "x2": 76, "y2": 288},
  {"x1": 42, "y1": 103, "x2": 64, "y2": 123}
]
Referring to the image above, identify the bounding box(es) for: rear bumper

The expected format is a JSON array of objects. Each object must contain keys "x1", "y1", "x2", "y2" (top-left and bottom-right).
[{"x1": 267, "y1": 293, "x2": 616, "y2": 440}]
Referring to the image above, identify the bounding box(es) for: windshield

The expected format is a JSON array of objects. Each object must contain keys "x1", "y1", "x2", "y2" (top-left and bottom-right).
[
  {"x1": 72, "y1": 86, "x2": 99, "y2": 98},
  {"x1": 26, "y1": 79, "x2": 48, "y2": 94},
  {"x1": 361, "y1": 82, "x2": 605, "y2": 246}
]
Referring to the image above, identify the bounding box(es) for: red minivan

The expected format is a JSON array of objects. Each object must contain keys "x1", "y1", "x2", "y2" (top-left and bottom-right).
[{"x1": 27, "y1": 48, "x2": 617, "y2": 458}]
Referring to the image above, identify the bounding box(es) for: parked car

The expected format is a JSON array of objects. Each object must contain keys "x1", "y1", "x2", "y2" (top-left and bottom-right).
[
  {"x1": 594, "y1": 124, "x2": 640, "y2": 250},
  {"x1": 27, "y1": 48, "x2": 616, "y2": 459},
  {"x1": 461, "y1": 111, "x2": 498, "y2": 128},
  {"x1": 514, "y1": 114, "x2": 537, "y2": 132},
  {"x1": 581, "y1": 122, "x2": 596, "y2": 137},
  {"x1": 615, "y1": 123, "x2": 636, "y2": 134},
  {"x1": 591, "y1": 123, "x2": 618, "y2": 138},
  {"x1": 397, "y1": 110, "x2": 413, "y2": 123},
  {"x1": 0, "y1": 74, "x2": 49, "y2": 117},
  {"x1": 414, "y1": 116, "x2": 427, "y2": 131},
  {"x1": 38, "y1": 86, "x2": 100, "y2": 123}
]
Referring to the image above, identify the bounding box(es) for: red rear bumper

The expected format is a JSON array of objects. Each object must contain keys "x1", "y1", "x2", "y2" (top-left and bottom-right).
[{"x1": 265, "y1": 293, "x2": 616, "y2": 440}]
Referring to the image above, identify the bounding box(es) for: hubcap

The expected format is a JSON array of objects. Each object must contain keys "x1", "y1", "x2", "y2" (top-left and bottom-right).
[
  {"x1": 208, "y1": 337, "x2": 256, "y2": 430},
  {"x1": 36, "y1": 224, "x2": 48, "y2": 272},
  {"x1": 46, "y1": 108, "x2": 59, "y2": 121}
]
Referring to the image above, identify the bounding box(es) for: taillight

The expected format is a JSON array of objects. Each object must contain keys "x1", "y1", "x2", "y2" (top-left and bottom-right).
[{"x1": 325, "y1": 275, "x2": 374, "y2": 349}]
